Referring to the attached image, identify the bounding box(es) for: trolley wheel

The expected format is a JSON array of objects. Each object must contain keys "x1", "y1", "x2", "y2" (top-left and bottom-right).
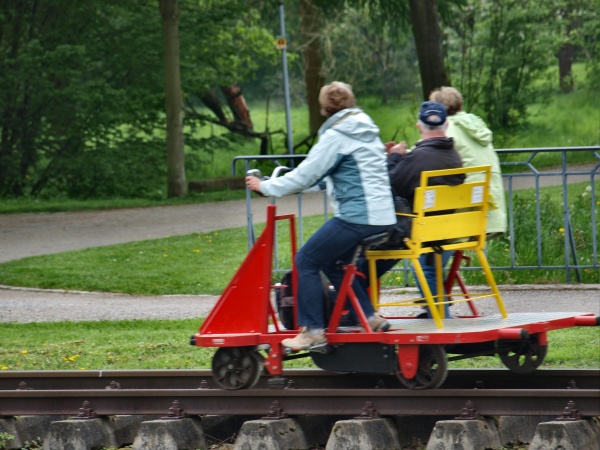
[
  {"x1": 396, "y1": 344, "x2": 448, "y2": 390},
  {"x1": 497, "y1": 335, "x2": 548, "y2": 374},
  {"x1": 211, "y1": 347, "x2": 264, "y2": 390}
]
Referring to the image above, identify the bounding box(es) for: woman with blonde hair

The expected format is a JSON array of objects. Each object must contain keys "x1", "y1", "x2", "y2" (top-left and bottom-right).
[
  {"x1": 246, "y1": 81, "x2": 396, "y2": 350},
  {"x1": 429, "y1": 86, "x2": 507, "y2": 237}
]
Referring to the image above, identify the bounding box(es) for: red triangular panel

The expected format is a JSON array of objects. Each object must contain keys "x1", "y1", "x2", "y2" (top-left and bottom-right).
[{"x1": 199, "y1": 206, "x2": 275, "y2": 334}]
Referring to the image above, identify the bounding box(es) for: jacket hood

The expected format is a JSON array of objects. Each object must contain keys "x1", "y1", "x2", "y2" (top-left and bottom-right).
[
  {"x1": 320, "y1": 108, "x2": 380, "y2": 143},
  {"x1": 450, "y1": 111, "x2": 493, "y2": 146}
]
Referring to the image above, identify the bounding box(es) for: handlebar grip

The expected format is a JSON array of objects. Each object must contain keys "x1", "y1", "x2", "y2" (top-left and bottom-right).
[{"x1": 246, "y1": 169, "x2": 263, "y2": 179}]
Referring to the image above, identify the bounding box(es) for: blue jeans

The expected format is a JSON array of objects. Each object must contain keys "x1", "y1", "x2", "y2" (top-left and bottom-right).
[
  {"x1": 295, "y1": 217, "x2": 390, "y2": 329},
  {"x1": 415, "y1": 250, "x2": 454, "y2": 318}
]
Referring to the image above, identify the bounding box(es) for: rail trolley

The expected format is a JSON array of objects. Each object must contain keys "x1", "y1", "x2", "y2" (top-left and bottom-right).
[{"x1": 191, "y1": 165, "x2": 599, "y2": 390}]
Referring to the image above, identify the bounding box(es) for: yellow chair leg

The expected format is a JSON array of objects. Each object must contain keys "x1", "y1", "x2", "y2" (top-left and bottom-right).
[
  {"x1": 434, "y1": 252, "x2": 445, "y2": 319},
  {"x1": 368, "y1": 257, "x2": 379, "y2": 311},
  {"x1": 413, "y1": 258, "x2": 443, "y2": 328},
  {"x1": 476, "y1": 248, "x2": 507, "y2": 318}
]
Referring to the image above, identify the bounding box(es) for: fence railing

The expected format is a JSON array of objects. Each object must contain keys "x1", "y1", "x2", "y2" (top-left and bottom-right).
[{"x1": 232, "y1": 146, "x2": 599, "y2": 283}]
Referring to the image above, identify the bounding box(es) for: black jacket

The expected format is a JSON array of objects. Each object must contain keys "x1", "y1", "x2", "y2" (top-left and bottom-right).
[{"x1": 387, "y1": 137, "x2": 465, "y2": 208}]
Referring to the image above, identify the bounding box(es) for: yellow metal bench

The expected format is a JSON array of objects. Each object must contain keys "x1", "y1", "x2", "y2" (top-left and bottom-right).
[{"x1": 365, "y1": 165, "x2": 507, "y2": 328}]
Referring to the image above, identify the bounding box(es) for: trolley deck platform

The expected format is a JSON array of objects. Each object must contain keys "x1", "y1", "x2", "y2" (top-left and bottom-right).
[
  {"x1": 197, "y1": 312, "x2": 596, "y2": 347},
  {"x1": 331, "y1": 311, "x2": 596, "y2": 341}
]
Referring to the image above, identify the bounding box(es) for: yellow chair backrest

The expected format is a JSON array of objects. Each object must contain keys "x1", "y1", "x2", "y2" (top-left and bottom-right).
[{"x1": 408, "y1": 165, "x2": 490, "y2": 252}]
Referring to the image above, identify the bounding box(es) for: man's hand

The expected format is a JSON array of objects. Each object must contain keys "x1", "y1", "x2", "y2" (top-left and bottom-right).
[
  {"x1": 245, "y1": 176, "x2": 262, "y2": 193},
  {"x1": 387, "y1": 141, "x2": 408, "y2": 156},
  {"x1": 384, "y1": 141, "x2": 397, "y2": 154}
]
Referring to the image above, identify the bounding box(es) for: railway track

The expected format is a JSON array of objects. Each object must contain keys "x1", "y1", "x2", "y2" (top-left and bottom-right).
[{"x1": 1, "y1": 369, "x2": 598, "y2": 418}]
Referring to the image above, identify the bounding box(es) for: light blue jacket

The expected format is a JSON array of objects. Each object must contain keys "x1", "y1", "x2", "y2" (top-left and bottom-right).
[{"x1": 260, "y1": 108, "x2": 395, "y2": 226}]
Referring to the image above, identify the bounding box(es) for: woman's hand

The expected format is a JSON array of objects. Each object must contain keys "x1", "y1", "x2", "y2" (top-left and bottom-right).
[{"x1": 245, "y1": 176, "x2": 262, "y2": 193}]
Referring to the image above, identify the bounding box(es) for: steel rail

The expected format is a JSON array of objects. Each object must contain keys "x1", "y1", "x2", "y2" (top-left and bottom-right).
[
  {"x1": 1, "y1": 369, "x2": 598, "y2": 391},
  {"x1": 1, "y1": 386, "x2": 598, "y2": 418}
]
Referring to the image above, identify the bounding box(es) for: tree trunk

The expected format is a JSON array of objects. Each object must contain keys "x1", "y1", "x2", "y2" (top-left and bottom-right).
[
  {"x1": 299, "y1": 0, "x2": 325, "y2": 134},
  {"x1": 558, "y1": 9, "x2": 578, "y2": 94},
  {"x1": 558, "y1": 43, "x2": 574, "y2": 93},
  {"x1": 408, "y1": 0, "x2": 451, "y2": 100},
  {"x1": 158, "y1": 0, "x2": 187, "y2": 197}
]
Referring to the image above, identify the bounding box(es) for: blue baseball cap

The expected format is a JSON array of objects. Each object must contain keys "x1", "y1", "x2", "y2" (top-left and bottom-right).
[{"x1": 419, "y1": 101, "x2": 448, "y2": 126}]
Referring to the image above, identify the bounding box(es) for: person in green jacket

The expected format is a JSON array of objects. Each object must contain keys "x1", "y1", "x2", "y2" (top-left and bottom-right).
[{"x1": 429, "y1": 86, "x2": 507, "y2": 238}]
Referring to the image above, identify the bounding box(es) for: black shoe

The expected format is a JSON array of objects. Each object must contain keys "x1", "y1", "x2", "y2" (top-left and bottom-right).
[{"x1": 339, "y1": 313, "x2": 357, "y2": 327}]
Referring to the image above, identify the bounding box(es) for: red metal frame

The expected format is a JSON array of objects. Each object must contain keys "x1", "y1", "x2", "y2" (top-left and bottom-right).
[
  {"x1": 444, "y1": 250, "x2": 481, "y2": 316},
  {"x1": 193, "y1": 203, "x2": 599, "y2": 379}
]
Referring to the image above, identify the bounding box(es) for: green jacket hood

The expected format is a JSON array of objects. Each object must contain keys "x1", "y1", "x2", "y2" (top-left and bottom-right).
[{"x1": 450, "y1": 111, "x2": 493, "y2": 146}]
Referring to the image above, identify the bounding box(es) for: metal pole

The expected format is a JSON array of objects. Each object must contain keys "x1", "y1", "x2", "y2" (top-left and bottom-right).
[{"x1": 278, "y1": 1, "x2": 294, "y2": 156}]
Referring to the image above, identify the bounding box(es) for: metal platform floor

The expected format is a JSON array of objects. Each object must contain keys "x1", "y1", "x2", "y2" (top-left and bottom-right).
[{"x1": 384, "y1": 311, "x2": 595, "y2": 334}]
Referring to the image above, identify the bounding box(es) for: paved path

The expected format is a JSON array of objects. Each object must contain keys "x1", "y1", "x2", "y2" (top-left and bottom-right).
[
  {"x1": 0, "y1": 283, "x2": 598, "y2": 323},
  {"x1": 0, "y1": 192, "x2": 329, "y2": 263}
]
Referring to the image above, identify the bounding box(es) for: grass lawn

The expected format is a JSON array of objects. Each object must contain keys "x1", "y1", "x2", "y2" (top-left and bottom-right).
[{"x1": 1, "y1": 319, "x2": 598, "y2": 371}]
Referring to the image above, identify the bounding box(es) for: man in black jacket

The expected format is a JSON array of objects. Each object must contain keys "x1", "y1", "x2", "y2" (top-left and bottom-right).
[
  {"x1": 386, "y1": 101, "x2": 464, "y2": 202},
  {"x1": 361, "y1": 101, "x2": 464, "y2": 319}
]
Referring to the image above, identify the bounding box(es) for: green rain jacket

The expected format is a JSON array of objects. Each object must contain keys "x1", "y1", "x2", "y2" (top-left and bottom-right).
[{"x1": 446, "y1": 112, "x2": 507, "y2": 236}]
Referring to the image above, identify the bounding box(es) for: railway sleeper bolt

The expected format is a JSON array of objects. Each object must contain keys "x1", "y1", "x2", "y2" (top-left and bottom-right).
[
  {"x1": 198, "y1": 380, "x2": 211, "y2": 389},
  {"x1": 262, "y1": 400, "x2": 288, "y2": 420},
  {"x1": 354, "y1": 401, "x2": 381, "y2": 419},
  {"x1": 17, "y1": 381, "x2": 33, "y2": 390},
  {"x1": 455, "y1": 400, "x2": 480, "y2": 420},
  {"x1": 71, "y1": 401, "x2": 98, "y2": 420},
  {"x1": 105, "y1": 381, "x2": 121, "y2": 389},
  {"x1": 284, "y1": 380, "x2": 296, "y2": 389},
  {"x1": 556, "y1": 400, "x2": 582, "y2": 421},
  {"x1": 161, "y1": 400, "x2": 188, "y2": 419},
  {"x1": 566, "y1": 380, "x2": 578, "y2": 389}
]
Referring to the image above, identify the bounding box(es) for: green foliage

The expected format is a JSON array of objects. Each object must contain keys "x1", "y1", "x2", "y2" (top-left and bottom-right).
[
  {"x1": 0, "y1": 432, "x2": 15, "y2": 450},
  {"x1": 17, "y1": 438, "x2": 42, "y2": 450},
  {"x1": 181, "y1": 0, "x2": 278, "y2": 93},
  {"x1": 569, "y1": 0, "x2": 600, "y2": 90},
  {"x1": 458, "y1": 181, "x2": 600, "y2": 285},
  {"x1": 0, "y1": 0, "x2": 277, "y2": 200},
  {"x1": 319, "y1": 6, "x2": 418, "y2": 102},
  {"x1": 0, "y1": 0, "x2": 165, "y2": 199},
  {"x1": 1, "y1": 0, "x2": 597, "y2": 201},
  {"x1": 446, "y1": 0, "x2": 558, "y2": 134}
]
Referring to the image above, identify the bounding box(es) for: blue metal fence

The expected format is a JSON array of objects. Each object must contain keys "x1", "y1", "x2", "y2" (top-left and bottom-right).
[{"x1": 232, "y1": 146, "x2": 599, "y2": 282}]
